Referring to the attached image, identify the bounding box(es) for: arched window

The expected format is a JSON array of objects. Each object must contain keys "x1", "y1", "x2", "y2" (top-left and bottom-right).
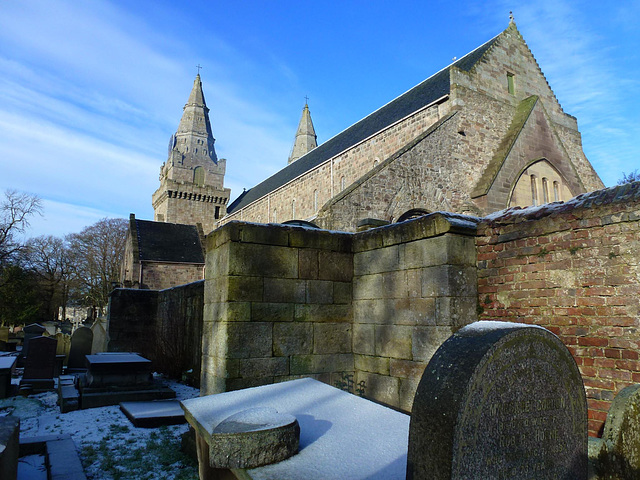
[
  {"x1": 193, "y1": 166, "x2": 205, "y2": 186},
  {"x1": 530, "y1": 175, "x2": 538, "y2": 206},
  {"x1": 542, "y1": 177, "x2": 549, "y2": 204},
  {"x1": 553, "y1": 181, "x2": 560, "y2": 202}
]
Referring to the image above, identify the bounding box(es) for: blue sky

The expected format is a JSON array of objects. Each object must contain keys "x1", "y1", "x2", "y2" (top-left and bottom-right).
[{"x1": 1, "y1": 0, "x2": 638, "y2": 238}]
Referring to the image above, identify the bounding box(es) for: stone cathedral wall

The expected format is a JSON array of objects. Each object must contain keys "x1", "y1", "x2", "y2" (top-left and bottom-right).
[{"x1": 221, "y1": 100, "x2": 446, "y2": 226}]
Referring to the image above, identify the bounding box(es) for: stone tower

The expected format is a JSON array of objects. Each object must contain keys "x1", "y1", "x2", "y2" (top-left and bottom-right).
[
  {"x1": 288, "y1": 102, "x2": 317, "y2": 164},
  {"x1": 152, "y1": 74, "x2": 230, "y2": 234}
]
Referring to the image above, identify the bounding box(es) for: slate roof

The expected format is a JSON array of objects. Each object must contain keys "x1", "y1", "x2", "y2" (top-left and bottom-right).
[
  {"x1": 227, "y1": 33, "x2": 500, "y2": 214},
  {"x1": 135, "y1": 219, "x2": 204, "y2": 263}
]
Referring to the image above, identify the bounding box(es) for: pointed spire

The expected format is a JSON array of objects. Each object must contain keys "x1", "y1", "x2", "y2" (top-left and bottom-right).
[
  {"x1": 288, "y1": 101, "x2": 317, "y2": 164},
  {"x1": 174, "y1": 74, "x2": 218, "y2": 164}
]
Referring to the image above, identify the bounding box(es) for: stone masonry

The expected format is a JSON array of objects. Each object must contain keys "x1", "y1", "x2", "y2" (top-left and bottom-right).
[
  {"x1": 200, "y1": 214, "x2": 479, "y2": 413},
  {"x1": 223, "y1": 22, "x2": 602, "y2": 230}
]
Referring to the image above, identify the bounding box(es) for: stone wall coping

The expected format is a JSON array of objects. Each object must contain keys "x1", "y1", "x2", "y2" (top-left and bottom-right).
[
  {"x1": 206, "y1": 220, "x2": 353, "y2": 252},
  {"x1": 353, "y1": 212, "x2": 480, "y2": 252},
  {"x1": 482, "y1": 181, "x2": 640, "y2": 227}
]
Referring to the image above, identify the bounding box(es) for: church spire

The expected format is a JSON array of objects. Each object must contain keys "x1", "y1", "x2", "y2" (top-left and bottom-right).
[{"x1": 288, "y1": 101, "x2": 317, "y2": 164}]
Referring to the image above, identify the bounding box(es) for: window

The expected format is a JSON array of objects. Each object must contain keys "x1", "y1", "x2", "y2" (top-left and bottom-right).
[
  {"x1": 193, "y1": 166, "x2": 205, "y2": 186},
  {"x1": 215, "y1": 206, "x2": 220, "y2": 219},
  {"x1": 341, "y1": 176, "x2": 345, "y2": 191},
  {"x1": 553, "y1": 181, "x2": 560, "y2": 202},
  {"x1": 292, "y1": 199, "x2": 296, "y2": 218},
  {"x1": 530, "y1": 175, "x2": 538, "y2": 206},
  {"x1": 313, "y1": 189, "x2": 318, "y2": 211},
  {"x1": 507, "y1": 73, "x2": 515, "y2": 95},
  {"x1": 542, "y1": 178, "x2": 549, "y2": 203}
]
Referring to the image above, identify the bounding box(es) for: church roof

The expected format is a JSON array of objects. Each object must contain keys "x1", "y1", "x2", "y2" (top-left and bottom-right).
[
  {"x1": 227, "y1": 33, "x2": 499, "y2": 214},
  {"x1": 134, "y1": 219, "x2": 204, "y2": 263}
]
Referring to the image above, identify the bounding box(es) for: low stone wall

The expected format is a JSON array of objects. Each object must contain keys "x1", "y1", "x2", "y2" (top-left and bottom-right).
[
  {"x1": 108, "y1": 281, "x2": 204, "y2": 382},
  {"x1": 476, "y1": 182, "x2": 640, "y2": 436},
  {"x1": 352, "y1": 213, "x2": 478, "y2": 410},
  {"x1": 201, "y1": 215, "x2": 479, "y2": 413},
  {"x1": 201, "y1": 222, "x2": 354, "y2": 395}
]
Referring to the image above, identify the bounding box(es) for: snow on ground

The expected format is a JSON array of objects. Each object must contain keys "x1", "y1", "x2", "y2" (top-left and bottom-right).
[{"x1": 1, "y1": 375, "x2": 200, "y2": 480}]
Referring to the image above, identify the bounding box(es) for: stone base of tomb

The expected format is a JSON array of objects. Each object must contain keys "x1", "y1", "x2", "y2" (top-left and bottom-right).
[
  {"x1": 19, "y1": 378, "x2": 55, "y2": 393},
  {"x1": 79, "y1": 383, "x2": 175, "y2": 409}
]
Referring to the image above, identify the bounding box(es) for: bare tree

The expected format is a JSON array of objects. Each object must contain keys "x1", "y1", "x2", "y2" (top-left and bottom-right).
[
  {"x1": 617, "y1": 170, "x2": 640, "y2": 185},
  {"x1": 66, "y1": 218, "x2": 127, "y2": 317},
  {"x1": 22, "y1": 235, "x2": 71, "y2": 321},
  {"x1": 0, "y1": 190, "x2": 42, "y2": 264}
]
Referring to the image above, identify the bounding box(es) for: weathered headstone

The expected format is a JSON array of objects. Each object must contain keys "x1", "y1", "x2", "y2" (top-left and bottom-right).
[
  {"x1": 20, "y1": 336, "x2": 58, "y2": 391},
  {"x1": 55, "y1": 332, "x2": 71, "y2": 359},
  {"x1": 590, "y1": 384, "x2": 640, "y2": 479},
  {"x1": 90, "y1": 320, "x2": 108, "y2": 354},
  {"x1": 22, "y1": 323, "x2": 46, "y2": 358},
  {"x1": 0, "y1": 356, "x2": 16, "y2": 398},
  {"x1": 67, "y1": 326, "x2": 93, "y2": 371},
  {"x1": 0, "y1": 416, "x2": 19, "y2": 480},
  {"x1": 0, "y1": 327, "x2": 9, "y2": 343},
  {"x1": 407, "y1": 321, "x2": 588, "y2": 480}
]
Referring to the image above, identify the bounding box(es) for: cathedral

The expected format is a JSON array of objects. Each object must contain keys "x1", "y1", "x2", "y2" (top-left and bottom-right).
[{"x1": 121, "y1": 19, "x2": 603, "y2": 289}]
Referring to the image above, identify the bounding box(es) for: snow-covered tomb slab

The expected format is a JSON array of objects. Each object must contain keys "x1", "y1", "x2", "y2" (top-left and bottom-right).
[{"x1": 181, "y1": 378, "x2": 410, "y2": 480}]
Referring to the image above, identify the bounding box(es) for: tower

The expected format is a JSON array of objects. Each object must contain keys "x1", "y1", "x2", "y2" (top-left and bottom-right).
[
  {"x1": 288, "y1": 102, "x2": 317, "y2": 164},
  {"x1": 152, "y1": 74, "x2": 230, "y2": 234}
]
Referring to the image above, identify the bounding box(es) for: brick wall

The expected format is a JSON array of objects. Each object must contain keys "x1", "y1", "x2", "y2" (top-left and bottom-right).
[{"x1": 476, "y1": 183, "x2": 640, "y2": 436}]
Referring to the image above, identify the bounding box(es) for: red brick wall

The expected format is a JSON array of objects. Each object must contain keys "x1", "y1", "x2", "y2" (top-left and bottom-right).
[{"x1": 476, "y1": 183, "x2": 640, "y2": 436}]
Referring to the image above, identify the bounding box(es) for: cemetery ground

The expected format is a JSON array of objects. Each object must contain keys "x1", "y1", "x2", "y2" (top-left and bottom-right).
[{"x1": 0, "y1": 375, "x2": 200, "y2": 480}]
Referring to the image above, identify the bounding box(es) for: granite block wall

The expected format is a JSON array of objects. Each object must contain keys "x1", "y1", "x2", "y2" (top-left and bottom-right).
[
  {"x1": 201, "y1": 214, "x2": 479, "y2": 413},
  {"x1": 352, "y1": 214, "x2": 478, "y2": 410},
  {"x1": 108, "y1": 280, "x2": 204, "y2": 382},
  {"x1": 201, "y1": 222, "x2": 354, "y2": 396}
]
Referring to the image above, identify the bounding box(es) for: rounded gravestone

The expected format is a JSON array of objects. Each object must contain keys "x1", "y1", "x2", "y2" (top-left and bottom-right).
[
  {"x1": 208, "y1": 407, "x2": 299, "y2": 469},
  {"x1": 407, "y1": 321, "x2": 587, "y2": 480}
]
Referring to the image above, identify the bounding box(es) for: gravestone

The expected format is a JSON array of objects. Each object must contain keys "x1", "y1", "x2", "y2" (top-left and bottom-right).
[
  {"x1": 0, "y1": 355, "x2": 17, "y2": 398},
  {"x1": 90, "y1": 320, "x2": 108, "y2": 354},
  {"x1": 22, "y1": 323, "x2": 46, "y2": 358},
  {"x1": 590, "y1": 384, "x2": 640, "y2": 479},
  {"x1": 407, "y1": 321, "x2": 588, "y2": 480},
  {"x1": 20, "y1": 336, "x2": 58, "y2": 392},
  {"x1": 55, "y1": 332, "x2": 71, "y2": 359},
  {"x1": 67, "y1": 326, "x2": 93, "y2": 371},
  {"x1": 0, "y1": 327, "x2": 9, "y2": 343}
]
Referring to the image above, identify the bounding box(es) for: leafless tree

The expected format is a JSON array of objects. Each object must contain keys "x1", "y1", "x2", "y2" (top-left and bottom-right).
[
  {"x1": 0, "y1": 190, "x2": 42, "y2": 264},
  {"x1": 618, "y1": 170, "x2": 640, "y2": 185},
  {"x1": 66, "y1": 218, "x2": 127, "y2": 317},
  {"x1": 21, "y1": 235, "x2": 72, "y2": 321}
]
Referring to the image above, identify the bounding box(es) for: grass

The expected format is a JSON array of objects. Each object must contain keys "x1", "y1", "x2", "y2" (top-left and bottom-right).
[{"x1": 81, "y1": 425, "x2": 198, "y2": 480}]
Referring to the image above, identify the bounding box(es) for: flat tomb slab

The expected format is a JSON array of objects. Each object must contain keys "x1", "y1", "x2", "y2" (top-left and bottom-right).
[
  {"x1": 181, "y1": 378, "x2": 409, "y2": 480},
  {"x1": 120, "y1": 400, "x2": 186, "y2": 428},
  {"x1": 85, "y1": 353, "x2": 151, "y2": 372},
  {"x1": 0, "y1": 355, "x2": 17, "y2": 371}
]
